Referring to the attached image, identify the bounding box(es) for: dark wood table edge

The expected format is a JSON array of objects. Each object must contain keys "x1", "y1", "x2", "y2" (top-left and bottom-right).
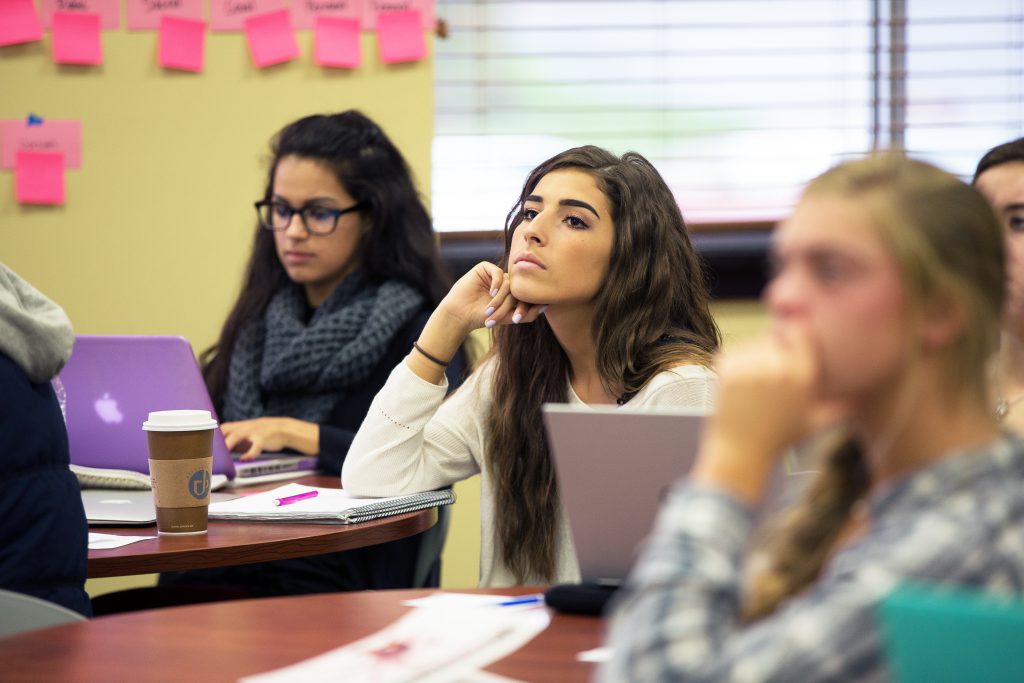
[
  {"x1": 87, "y1": 507, "x2": 437, "y2": 578},
  {"x1": 0, "y1": 586, "x2": 605, "y2": 683}
]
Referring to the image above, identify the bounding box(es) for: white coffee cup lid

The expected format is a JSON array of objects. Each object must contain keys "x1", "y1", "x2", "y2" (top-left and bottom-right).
[{"x1": 142, "y1": 410, "x2": 218, "y2": 432}]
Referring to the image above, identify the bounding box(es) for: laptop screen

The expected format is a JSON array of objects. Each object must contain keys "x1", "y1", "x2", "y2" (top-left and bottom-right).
[
  {"x1": 542, "y1": 404, "x2": 708, "y2": 584},
  {"x1": 59, "y1": 335, "x2": 236, "y2": 478}
]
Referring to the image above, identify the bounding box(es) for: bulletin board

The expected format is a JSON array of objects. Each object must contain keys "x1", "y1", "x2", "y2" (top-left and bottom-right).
[{"x1": 0, "y1": 11, "x2": 435, "y2": 353}]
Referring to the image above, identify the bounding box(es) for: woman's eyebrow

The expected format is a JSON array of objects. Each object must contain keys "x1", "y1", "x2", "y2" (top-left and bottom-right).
[
  {"x1": 273, "y1": 194, "x2": 341, "y2": 206},
  {"x1": 560, "y1": 198, "x2": 600, "y2": 219},
  {"x1": 523, "y1": 194, "x2": 601, "y2": 219}
]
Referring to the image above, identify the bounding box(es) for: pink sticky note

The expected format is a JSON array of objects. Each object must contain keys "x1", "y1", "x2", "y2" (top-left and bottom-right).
[
  {"x1": 210, "y1": 0, "x2": 283, "y2": 32},
  {"x1": 377, "y1": 9, "x2": 424, "y2": 64},
  {"x1": 159, "y1": 16, "x2": 205, "y2": 71},
  {"x1": 40, "y1": 0, "x2": 119, "y2": 29},
  {"x1": 0, "y1": 0, "x2": 44, "y2": 46},
  {"x1": 244, "y1": 9, "x2": 299, "y2": 68},
  {"x1": 314, "y1": 16, "x2": 360, "y2": 68},
  {"x1": 362, "y1": 0, "x2": 431, "y2": 30},
  {"x1": 15, "y1": 151, "x2": 66, "y2": 205},
  {"x1": 127, "y1": 0, "x2": 203, "y2": 31},
  {"x1": 52, "y1": 11, "x2": 103, "y2": 65},
  {"x1": 292, "y1": 0, "x2": 359, "y2": 31},
  {"x1": 0, "y1": 119, "x2": 82, "y2": 169}
]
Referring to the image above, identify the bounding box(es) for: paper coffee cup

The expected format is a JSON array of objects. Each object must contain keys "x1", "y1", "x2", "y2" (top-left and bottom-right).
[{"x1": 143, "y1": 410, "x2": 217, "y2": 535}]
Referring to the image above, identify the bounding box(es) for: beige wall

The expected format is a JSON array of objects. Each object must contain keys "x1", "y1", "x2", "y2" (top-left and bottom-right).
[
  {"x1": 3, "y1": 32, "x2": 771, "y2": 593},
  {"x1": 1, "y1": 32, "x2": 434, "y2": 351}
]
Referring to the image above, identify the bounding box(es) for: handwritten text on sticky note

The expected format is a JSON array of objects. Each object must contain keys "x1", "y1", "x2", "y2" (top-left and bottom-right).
[
  {"x1": 40, "y1": 0, "x2": 119, "y2": 28},
  {"x1": 210, "y1": 0, "x2": 284, "y2": 32},
  {"x1": 0, "y1": 119, "x2": 82, "y2": 169},
  {"x1": 127, "y1": 0, "x2": 203, "y2": 31},
  {"x1": 291, "y1": 0, "x2": 359, "y2": 31},
  {"x1": 362, "y1": 0, "x2": 432, "y2": 30}
]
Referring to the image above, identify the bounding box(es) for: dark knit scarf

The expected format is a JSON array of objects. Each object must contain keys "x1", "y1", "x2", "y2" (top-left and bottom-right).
[{"x1": 222, "y1": 272, "x2": 424, "y2": 423}]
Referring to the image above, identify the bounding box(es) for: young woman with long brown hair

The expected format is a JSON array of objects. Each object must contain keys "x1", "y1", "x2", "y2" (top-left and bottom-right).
[
  {"x1": 155, "y1": 111, "x2": 464, "y2": 599},
  {"x1": 600, "y1": 153, "x2": 1024, "y2": 682},
  {"x1": 343, "y1": 145, "x2": 721, "y2": 586}
]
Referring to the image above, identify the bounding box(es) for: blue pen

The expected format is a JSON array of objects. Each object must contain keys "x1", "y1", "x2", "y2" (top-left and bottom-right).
[{"x1": 497, "y1": 594, "x2": 545, "y2": 607}]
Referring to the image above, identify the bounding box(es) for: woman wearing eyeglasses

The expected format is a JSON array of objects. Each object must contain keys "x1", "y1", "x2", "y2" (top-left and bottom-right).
[{"x1": 158, "y1": 111, "x2": 463, "y2": 598}]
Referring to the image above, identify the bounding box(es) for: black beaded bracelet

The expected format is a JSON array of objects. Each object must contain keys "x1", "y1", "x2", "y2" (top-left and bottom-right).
[{"x1": 412, "y1": 341, "x2": 450, "y2": 368}]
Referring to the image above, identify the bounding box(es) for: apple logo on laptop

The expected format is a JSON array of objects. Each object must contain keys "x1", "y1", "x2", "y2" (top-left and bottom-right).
[{"x1": 94, "y1": 392, "x2": 124, "y2": 424}]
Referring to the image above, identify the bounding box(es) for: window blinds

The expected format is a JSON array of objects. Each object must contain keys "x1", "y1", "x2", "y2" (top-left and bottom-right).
[{"x1": 432, "y1": 0, "x2": 1024, "y2": 232}]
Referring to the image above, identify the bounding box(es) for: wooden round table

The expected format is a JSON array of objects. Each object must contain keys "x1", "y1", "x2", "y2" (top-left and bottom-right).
[
  {"x1": 88, "y1": 475, "x2": 437, "y2": 578},
  {"x1": 0, "y1": 588, "x2": 605, "y2": 682}
]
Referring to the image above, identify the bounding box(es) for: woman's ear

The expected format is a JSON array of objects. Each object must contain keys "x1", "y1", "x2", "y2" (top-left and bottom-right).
[{"x1": 921, "y1": 296, "x2": 966, "y2": 351}]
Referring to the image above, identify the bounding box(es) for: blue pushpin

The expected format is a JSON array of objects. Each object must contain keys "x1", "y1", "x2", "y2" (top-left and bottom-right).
[{"x1": 26, "y1": 113, "x2": 44, "y2": 126}]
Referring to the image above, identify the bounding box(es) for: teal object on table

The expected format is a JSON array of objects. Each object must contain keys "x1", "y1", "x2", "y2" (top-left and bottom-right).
[{"x1": 879, "y1": 583, "x2": 1024, "y2": 683}]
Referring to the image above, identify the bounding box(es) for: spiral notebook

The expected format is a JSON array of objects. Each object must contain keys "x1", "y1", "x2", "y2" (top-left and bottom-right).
[{"x1": 208, "y1": 484, "x2": 455, "y2": 524}]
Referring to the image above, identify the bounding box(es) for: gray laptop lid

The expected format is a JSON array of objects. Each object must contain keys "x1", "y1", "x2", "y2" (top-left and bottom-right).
[
  {"x1": 81, "y1": 489, "x2": 156, "y2": 526},
  {"x1": 58, "y1": 335, "x2": 236, "y2": 479},
  {"x1": 543, "y1": 404, "x2": 708, "y2": 584}
]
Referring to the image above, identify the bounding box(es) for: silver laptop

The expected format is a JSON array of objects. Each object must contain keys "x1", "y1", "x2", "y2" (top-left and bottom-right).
[
  {"x1": 81, "y1": 489, "x2": 157, "y2": 526},
  {"x1": 543, "y1": 403, "x2": 708, "y2": 585},
  {"x1": 81, "y1": 490, "x2": 242, "y2": 526}
]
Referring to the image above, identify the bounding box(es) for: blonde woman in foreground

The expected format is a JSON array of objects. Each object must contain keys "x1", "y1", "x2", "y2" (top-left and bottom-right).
[{"x1": 600, "y1": 153, "x2": 1024, "y2": 682}]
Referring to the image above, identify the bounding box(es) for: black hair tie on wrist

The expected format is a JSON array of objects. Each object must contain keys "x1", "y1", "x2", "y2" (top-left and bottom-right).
[{"x1": 413, "y1": 341, "x2": 450, "y2": 368}]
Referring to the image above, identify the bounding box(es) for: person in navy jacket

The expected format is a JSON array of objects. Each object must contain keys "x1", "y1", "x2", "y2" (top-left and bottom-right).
[{"x1": 0, "y1": 262, "x2": 90, "y2": 616}]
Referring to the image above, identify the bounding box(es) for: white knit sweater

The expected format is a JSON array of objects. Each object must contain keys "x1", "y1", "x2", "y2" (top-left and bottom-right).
[{"x1": 343, "y1": 356, "x2": 716, "y2": 587}]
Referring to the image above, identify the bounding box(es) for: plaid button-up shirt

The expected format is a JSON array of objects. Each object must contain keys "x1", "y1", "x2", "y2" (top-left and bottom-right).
[{"x1": 600, "y1": 433, "x2": 1024, "y2": 683}]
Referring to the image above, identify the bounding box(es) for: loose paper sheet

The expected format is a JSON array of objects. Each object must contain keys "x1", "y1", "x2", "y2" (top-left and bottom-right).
[
  {"x1": 240, "y1": 603, "x2": 550, "y2": 683},
  {"x1": 88, "y1": 532, "x2": 157, "y2": 550}
]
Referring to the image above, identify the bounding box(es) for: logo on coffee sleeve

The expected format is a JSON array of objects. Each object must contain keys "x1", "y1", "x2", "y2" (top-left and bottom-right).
[{"x1": 188, "y1": 469, "x2": 211, "y2": 500}]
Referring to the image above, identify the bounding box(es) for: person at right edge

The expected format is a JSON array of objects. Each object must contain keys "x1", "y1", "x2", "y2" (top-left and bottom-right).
[
  {"x1": 973, "y1": 137, "x2": 1024, "y2": 433},
  {"x1": 0, "y1": 262, "x2": 90, "y2": 616},
  {"x1": 599, "y1": 153, "x2": 1024, "y2": 682}
]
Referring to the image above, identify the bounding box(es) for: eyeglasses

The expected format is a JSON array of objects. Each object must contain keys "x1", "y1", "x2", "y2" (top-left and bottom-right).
[{"x1": 254, "y1": 199, "x2": 363, "y2": 236}]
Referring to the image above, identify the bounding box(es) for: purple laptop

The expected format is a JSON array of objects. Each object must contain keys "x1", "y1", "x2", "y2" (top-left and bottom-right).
[
  {"x1": 59, "y1": 335, "x2": 237, "y2": 478},
  {"x1": 60, "y1": 335, "x2": 321, "y2": 482}
]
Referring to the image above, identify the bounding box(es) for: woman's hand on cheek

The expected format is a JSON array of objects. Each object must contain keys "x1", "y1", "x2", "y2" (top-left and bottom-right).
[
  {"x1": 439, "y1": 261, "x2": 548, "y2": 332},
  {"x1": 692, "y1": 324, "x2": 821, "y2": 505},
  {"x1": 439, "y1": 262, "x2": 513, "y2": 335}
]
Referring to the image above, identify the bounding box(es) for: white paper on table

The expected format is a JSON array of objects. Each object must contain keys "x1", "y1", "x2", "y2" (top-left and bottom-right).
[
  {"x1": 88, "y1": 532, "x2": 156, "y2": 550},
  {"x1": 444, "y1": 671, "x2": 530, "y2": 683},
  {"x1": 402, "y1": 593, "x2": 518, "y2": 609},
  {"x1": 576, "y1": 646, "x2": 612, "y2": 663},
  {"x1": 239, "y1": 604, "x2": 551, "y2": 683}
]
